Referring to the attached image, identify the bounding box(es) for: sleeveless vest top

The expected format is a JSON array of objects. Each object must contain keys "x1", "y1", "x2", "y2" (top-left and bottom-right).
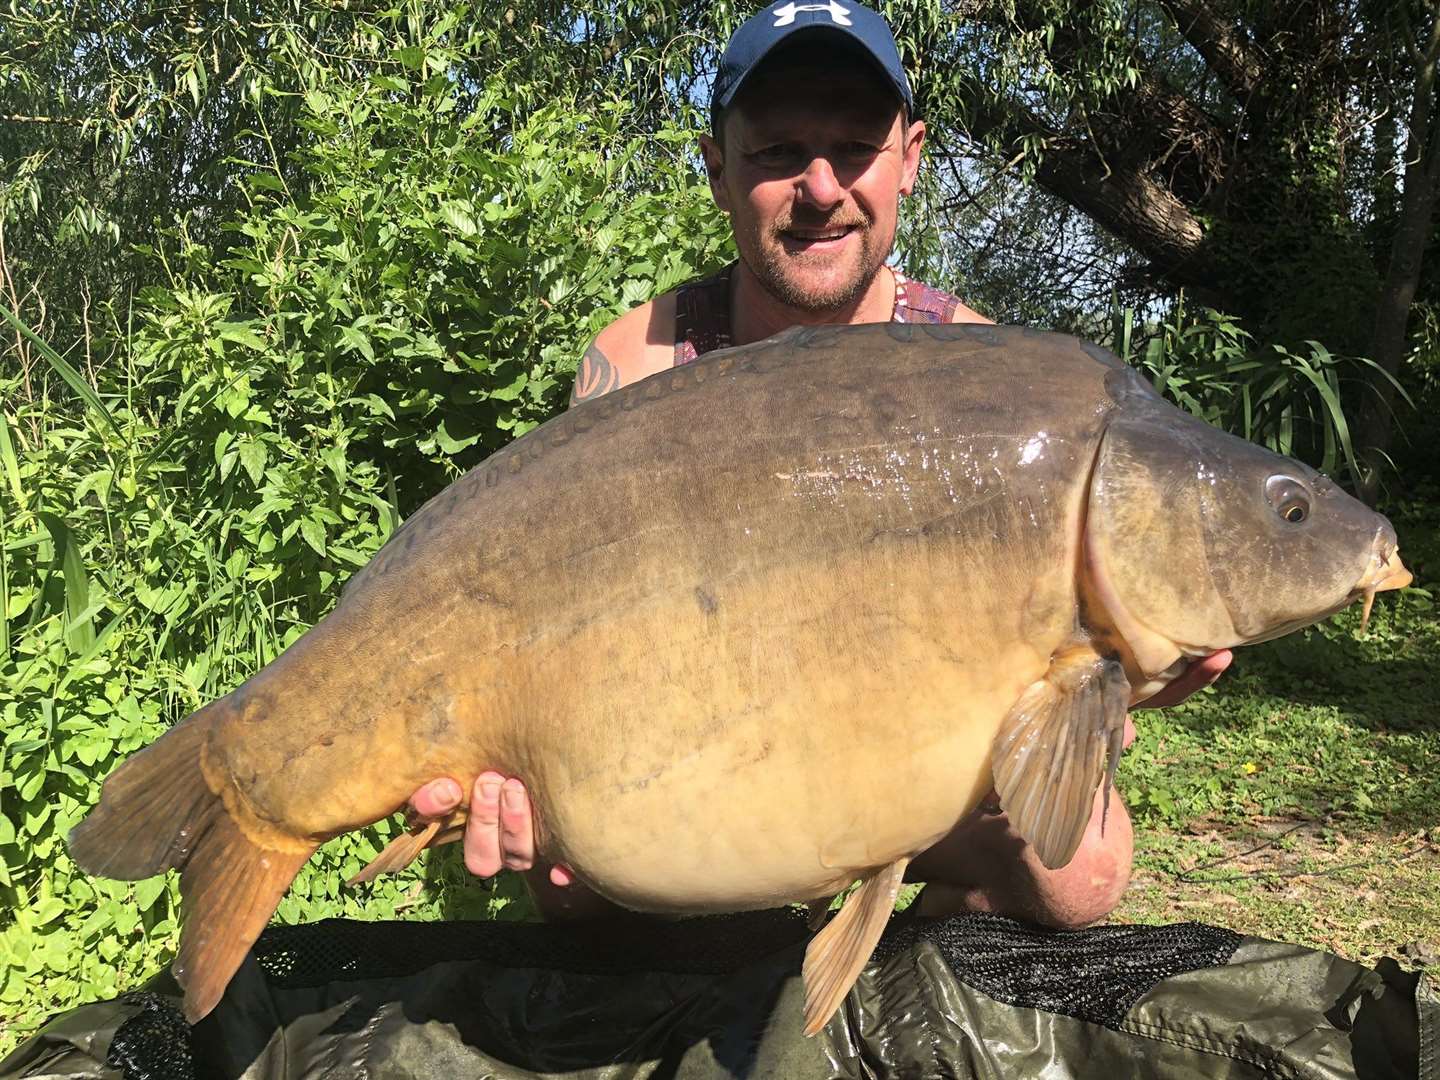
[{"x1": 672, "y1": 263, "x2": 966, "y2": 366}]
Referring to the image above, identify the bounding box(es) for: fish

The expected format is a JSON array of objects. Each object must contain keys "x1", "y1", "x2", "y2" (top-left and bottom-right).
[{"x1": 69, "y1": 323, "x2": 1411, "y2": 1034}]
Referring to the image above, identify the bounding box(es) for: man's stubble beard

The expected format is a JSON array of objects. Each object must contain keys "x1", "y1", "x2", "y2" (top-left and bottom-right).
[{"x1": 741, "y1": 217, "x2": 890, "y2": 316}]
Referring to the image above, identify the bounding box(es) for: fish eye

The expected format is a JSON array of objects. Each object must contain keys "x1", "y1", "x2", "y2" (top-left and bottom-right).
[{"x1": 1265, "y1": 475, "x2": 1311, "y2": 525}]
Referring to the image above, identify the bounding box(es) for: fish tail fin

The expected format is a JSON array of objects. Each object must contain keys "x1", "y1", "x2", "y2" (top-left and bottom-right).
[
  {"x1": 68, "y1": 706, "x2": 218, "y2": 880},
  {"x1": 68, "y1": 700, "x2": 316, "y2": 1023}
]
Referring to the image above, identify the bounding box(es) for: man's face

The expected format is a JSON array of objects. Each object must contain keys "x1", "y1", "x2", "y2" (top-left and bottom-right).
[{"x1": 701, "y1": 59, "x2": 925, "y2": 314}]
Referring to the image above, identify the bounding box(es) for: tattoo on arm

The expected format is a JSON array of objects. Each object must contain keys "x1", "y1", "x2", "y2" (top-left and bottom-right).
[{"x1": 569, "y1": 343, "x2": 621, "y2": 407}]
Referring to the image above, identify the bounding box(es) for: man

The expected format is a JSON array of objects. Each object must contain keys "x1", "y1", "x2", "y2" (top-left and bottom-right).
[{"x1": 408, "y1": 0, "x2": 1230, "y2": 927}]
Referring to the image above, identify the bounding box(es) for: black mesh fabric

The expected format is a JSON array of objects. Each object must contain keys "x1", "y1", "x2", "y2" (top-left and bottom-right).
[
  {"x1": 874, "y1": 913, "x2": 1243, "y2": 1030},
  {"x1": 91, "y1": 911, "x2": 1243, "y2": 1079},
  {"x1": 105, "y1": 992, "x2": 195, "y2": 1080}
]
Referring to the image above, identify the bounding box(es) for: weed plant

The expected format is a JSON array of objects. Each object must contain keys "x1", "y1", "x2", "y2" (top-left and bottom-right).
[{"x1": 0, "y1": 26, "x2": 729, "y2": 1049}]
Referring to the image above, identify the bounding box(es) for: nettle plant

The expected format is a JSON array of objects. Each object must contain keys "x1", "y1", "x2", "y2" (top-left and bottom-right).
[{"x1": 0, "y1": 28, "x2": 729, "y2": 1051}]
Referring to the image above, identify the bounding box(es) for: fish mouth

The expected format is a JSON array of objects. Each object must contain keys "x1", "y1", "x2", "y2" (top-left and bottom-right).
[
  {"x1": 1211, "y1": 532, "x2": 1412, "y2": 649},
  {"x1": 1351, "y1": 538, "x2": 1412, "y2": 633}
]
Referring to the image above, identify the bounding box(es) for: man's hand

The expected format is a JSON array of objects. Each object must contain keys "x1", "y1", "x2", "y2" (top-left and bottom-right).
[
  {"x1": 1131, "y1": 650, "x2": 1233, "y2": 710},
  {"x1": 407, "y1": 775, "x2": 574, "y2": 886}
]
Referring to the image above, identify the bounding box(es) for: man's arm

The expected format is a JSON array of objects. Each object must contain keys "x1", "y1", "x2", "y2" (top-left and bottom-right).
[
  {"x1": 947, "y1": 299, "x2": 993, "y2": 325},
  {"x1": 569, "y1": 342, "x2": 622, "y2": 405}
]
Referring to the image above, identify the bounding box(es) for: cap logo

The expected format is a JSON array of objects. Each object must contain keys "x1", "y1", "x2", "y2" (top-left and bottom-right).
[{"x1": 772, "y1": 1, "x2": 853, "y2": 27}]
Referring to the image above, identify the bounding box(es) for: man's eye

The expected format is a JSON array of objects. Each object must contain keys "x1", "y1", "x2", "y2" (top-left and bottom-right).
[{"x1": 750, "y1": 145, "x2": 796, "y2": 164}]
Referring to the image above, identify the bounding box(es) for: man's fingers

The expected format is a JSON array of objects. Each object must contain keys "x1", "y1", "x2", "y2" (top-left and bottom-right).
[
  {"x1": 499, "y1": 779, "x2": 536, "y2": 871},
  {"x1": 409, "y1": 777, "x2": 463, "y2": 819},
  {"x1": 1133, "y1": 650, "x2": 1233, "y2": 710},
  {"x1": 463, "y1": 772, "x2": 506, "y2": 878}
]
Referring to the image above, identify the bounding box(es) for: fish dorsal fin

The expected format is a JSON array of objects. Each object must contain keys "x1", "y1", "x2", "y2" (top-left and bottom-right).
[
  {"x1": 991, "y1": 644, "x2": 1130, "y2": 870},
  {"x1": 800, "y1": 857, "x2": 909, "y2": 1036}
]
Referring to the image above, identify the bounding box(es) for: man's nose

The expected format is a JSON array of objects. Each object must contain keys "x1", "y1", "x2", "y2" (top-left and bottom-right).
[{"x1": 795, "y1": 155, "x2": 844, "y2": 210}]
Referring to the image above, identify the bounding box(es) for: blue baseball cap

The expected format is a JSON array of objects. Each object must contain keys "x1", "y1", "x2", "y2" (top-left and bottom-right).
[{"x1": 711, "y1": 1, "x2": 915, "y2": 132}]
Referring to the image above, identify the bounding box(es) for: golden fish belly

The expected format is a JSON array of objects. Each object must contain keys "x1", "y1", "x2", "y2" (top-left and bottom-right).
[{"x1": 509, "y1": 550, "x2": 1062, "y2": 912}]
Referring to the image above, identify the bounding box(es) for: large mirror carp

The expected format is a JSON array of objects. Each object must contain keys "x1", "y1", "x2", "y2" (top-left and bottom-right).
[{"x1": 70, "y1": 324, "x2": 1410, "y2": 1034}]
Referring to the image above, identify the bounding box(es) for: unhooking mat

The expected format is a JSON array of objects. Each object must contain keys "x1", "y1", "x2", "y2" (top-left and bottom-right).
[{"x1": 3, "y1": 908, "x2": 1435, "y2": 1079}]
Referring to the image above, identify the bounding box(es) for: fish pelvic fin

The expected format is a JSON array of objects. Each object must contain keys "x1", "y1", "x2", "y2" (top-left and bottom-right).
[
  {"x1": 68, "y1": 699, "x2": 317, "y2": 1023},
  {"x1": 991, "y1": 643, "x2": 1130, "y2": 871},
  {"x1": 800, "y1": 857, "x2": 909, "y2": 1037}
]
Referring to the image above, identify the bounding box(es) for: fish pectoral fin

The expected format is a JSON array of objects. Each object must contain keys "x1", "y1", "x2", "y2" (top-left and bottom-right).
[
  {"x1": 346, "y1": 809, "x2": 465, "y2": 887},
  {"x1": 991, "y1": 644, "x2": 1130, "y2": 871},
  {"x1": 800, "y1": 857, "x2": 909, "y2": 1037}
]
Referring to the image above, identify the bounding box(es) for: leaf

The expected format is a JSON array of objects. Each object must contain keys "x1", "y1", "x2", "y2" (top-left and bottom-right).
[
  {"x1": 338, "y1": 325, "x2": 375, "y2": 363},
  {"x1": 488, "y1": 373, "x2": 529, "y2": 402},
  {"x1": 0, "y1": 412, "x2": 23, "y2": 506},
  {"x1": 133, "y1": 877, "x2": 167, "y2": 913},
  {"x1": 31, "y1": 898, "x2": 64, "y2": 927},
  {"x1": 382, "y1": 471, "x2": 402, "y2": 541},
  {"x1": 37, "y1": 512, "x2": 94, "y2": 654},
  {"x1": 73, "y1": 469, "x2": 113, "y2": 508},
  {"x1": 0, "y1": 516, "x2": 7, "y2": 667},
  {"x1": 0, "y1": 304, "x2": 122, "y2": 440},
  {"x1": 427, "y1": 417, "x2": 476, "y2": 454},
  {"x1": 55, "y1": 612, "x2": 126, "y2": 696},
  {"x1": 217, "y1": 322, "x2": 267, "y2": 351},
  {"x1": 238, "y1": 440, "x2": 268, "y2": 487},
  {"x1": 300, "y1": 517, "x2": 326, "y2": 557},
  {"x1": 439, "y1": 201, "x2": 478, "y2": 237}
]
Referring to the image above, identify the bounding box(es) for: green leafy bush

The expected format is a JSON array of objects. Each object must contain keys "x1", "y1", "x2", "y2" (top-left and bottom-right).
[
  {"x1": 0, "y1": 17, "x2": 729, "y2": 1051},
  {"x1": 1112, "y1": 301, "x2": 1409, "y2": 487}
]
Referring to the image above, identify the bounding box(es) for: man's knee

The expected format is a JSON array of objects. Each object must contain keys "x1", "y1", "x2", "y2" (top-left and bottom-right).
[
  {"x1": 1028, "y1": 809, "x2": 1134, "y2": 930},
  {"x1": 1030, "y1": 853, "x2": 1130, "y2": 930}
]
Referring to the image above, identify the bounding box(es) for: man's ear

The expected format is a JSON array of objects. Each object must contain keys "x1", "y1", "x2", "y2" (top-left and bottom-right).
[
  {"x1": 899, "y1": 119, "x2": 926, "y2": 197},
  {"x1": 699, "y1": 133, "x2": 731, "y2": 214}
]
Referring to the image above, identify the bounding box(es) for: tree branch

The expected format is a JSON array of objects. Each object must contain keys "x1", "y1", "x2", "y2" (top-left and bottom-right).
[
  {"x1": 0, "y1": 114, "x2": 86, "y2": 125},
  {"x1": 950, "y1": 94, "x2": 1221, "y2": 297},
  {"x1": 1007, "y1": 0, "x2": 1233, "y2": 201},
  {"x1": 1157, "y1": 0, "x2": 1267, "y2": 98}
]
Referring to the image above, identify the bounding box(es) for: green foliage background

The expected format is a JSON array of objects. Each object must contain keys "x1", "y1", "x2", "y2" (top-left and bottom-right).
[
  {"x1": 0, "y1": 7, "x2": 732, "y2": 1047},
  {"x1": 1, "y1": 0, "x2": 1435, "y2": 1056}
]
